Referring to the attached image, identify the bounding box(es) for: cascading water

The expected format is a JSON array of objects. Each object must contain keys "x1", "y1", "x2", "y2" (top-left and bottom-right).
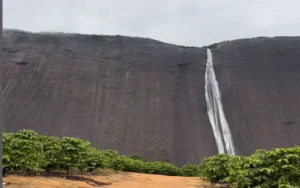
[{"x1": 205, "y1": 48, "x2": 236, "y2": 155}]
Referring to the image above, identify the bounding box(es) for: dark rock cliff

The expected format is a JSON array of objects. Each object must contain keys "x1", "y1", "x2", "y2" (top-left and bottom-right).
[
  {"x1": 212, "y1": 37, "x2": 300, "y2": 156},
  {"x1": 3, "y1": 29, "x2": 300, "y2": 166}
]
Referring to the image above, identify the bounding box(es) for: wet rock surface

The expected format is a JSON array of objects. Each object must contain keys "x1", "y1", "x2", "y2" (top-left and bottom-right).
[{"x1": 3, "y1": 30, "x2": 300, "y2": 165}]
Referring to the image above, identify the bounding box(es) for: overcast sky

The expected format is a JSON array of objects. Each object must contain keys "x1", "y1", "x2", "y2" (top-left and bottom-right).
[{"x1": 4, "y1": 0, "x2": 300, "y2": 46}]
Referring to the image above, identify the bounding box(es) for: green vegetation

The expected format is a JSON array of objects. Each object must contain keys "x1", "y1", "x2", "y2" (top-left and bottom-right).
[
  {"x1": 128, "y1": 154, "x2": 146, "y2": 162},
  {"x1": 200, "y1": 148, "x2": 300, "y2": 187},
  {"x1": 2, "y1": 129, "x2": 197, "y2": 177},
  {"x1": 2, "y1": 129, "x2": 300, "y2": 187}
]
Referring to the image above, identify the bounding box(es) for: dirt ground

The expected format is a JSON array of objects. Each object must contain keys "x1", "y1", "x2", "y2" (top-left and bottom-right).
[{"x1": 3, "y1": 172, "x2": 213, "y2": 188}]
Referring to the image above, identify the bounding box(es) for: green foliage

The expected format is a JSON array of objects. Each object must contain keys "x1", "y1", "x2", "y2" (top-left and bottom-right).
[
  {"x1": 128, "y1": 154, "x2": 146, "y2": 162},
  {"x1": 142, "y1": 162, "x2": 180, "y2": 176},
  {"x1": 228, "y1": 147, "x2": 300, "y2": 188},
  {"x1": 6, "y1": 130, "x2": 44, "y2": 172},
  {"x1": 180, "y1": 165, "x2": 201, "y2": 177},
  {"x1": 85, "y1": 148, "x2": 102, "y2": 173},
  {"x1": 1, "y1": 129, "x2": 182, "y2": 176},
  {"x1": 2, "y1": 132, "x2": 13, "y2": 174},
  {"x1": 110, "y1": 156, "x2": 127, "y2": 171},
  {"x1": 200, "y1": 154, "x2": 237, "y2": 182},
  {"x1": 60, "y1": 137, "x2": 91, "y2": 172},
  {"x1": 122, "y1": 157, "x2": 145, "y2": 173},
  {"x1": 3, "y1": 128, "x2": 300, "y2": 187},
  {"x1": 98, "y1": 149, "x2": 119, "y2": 169},
  {"x1": 199, "y1": 147, "x2": 300, "y2": 187},
  {"x1": 39, "y1": 135, "x2": 63, "y2": 172}
]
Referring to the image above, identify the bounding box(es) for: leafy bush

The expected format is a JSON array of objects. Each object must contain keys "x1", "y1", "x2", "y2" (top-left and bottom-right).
[
  {"x1": 39, "y1": 135, "x2": 63, "y2": 172},
  {"x1": 59, "y1": 137, "x2": 91, "y2": 173},
  {"x1": 228, "y1": 147, "x2": 300, "y2": 188},
  {"x1": 4, "y1": 128, "x2": 300, "y2": 187},
  {"x1": 2, "y1": 129, "x2": 184, "y2": 176},
  {"x1": 143, "y1": 162, "x2": 180, "y2": 176},
  {"x1": 111, "y1": 156, "x2": 127, "y2": 171},
  {"x1": 200, "y1": 154, "x2": 237, "y2": 182},
  {"x1": 180, "y1": 165, "x2": 201, "y2": 177},
  {"x1": 98, "y1": 149, "x2": 119, "y2": 169},
  {"x1": 85, "y1": 148, "x2": 102, "y2": 173},
  {"x1": 2, "y1": 132, "x2": 13, "y2": 175},
  {"x1": 128, "y1": 154, "x2": 146, "y2": 162},
  {"x1": 199, "y1": 147, "x2": 300, "y2": 188},
  {"x1": 6, "y1": 130, "x2": 44, "y2": 172},
  {"x1": 122, "y1": 157, "x2": 144, "y2": 173}
]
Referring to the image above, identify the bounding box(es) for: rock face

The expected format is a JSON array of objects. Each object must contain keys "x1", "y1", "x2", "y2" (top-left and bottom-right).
[
  {"x1": 212, "y1": 37, "x2": 300, "y2": 156},
  {"x1": 3, "y1": 30, "x2": 300, "y2": 166}
]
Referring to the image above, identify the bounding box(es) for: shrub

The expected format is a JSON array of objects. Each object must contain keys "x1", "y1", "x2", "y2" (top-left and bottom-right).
[
  {"x1": 59, "y1": 137, "x2": 91, "y2": 173},
  {"x1": 228, "y1": 147, "x2": 300, "y2": 188},
  {"x1": 85, "y1": 148, "x2": 102, "y2": 173},
  {"x1": 143, "y1": 162, "x2": 180, "y2": 176},
  {"x1": 2, "y1": 132, "x2": 13, "y2": 175},
  {"x1": 98, "y1": 149, "x2": 119, "y2": 169},
  {"x1": 128, "y1": 154, "x2": 146, "y2": 162},
  {"x1": 7, "y1": 130, "x2": 44, "y2": 172},
  {"x1": 200, "y1": 154, "x2": 225, "y2": 182},
  {"x1": 39, "y1": 135, "x2": 63, "y2": 172},
  {"x1": 111, "y1": 156, "x2": 127, "y2": 171},
  {"x1": 180, "y1": 165, "x2": 201, "y2": 177},
  {"x1": 199, "y1": 154, "x2": 239, "y2": 182},
  {"x1": 199, "y1": 147, "x2": 300, "y2": 187},
  {"x1": 2, "y1": 129, "x2": 191, "y2": 177},
  {"x1": 122, "y1": 157, "x2": 144, "y2": 173},
  {"x1": 9, "y1": 128, "x2": 300, "y2": 186}
]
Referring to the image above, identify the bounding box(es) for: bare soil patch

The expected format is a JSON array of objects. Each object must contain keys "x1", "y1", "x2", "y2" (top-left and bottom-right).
[{"x1": 3, "y1": 172, "x2": 212, "y2": 188}]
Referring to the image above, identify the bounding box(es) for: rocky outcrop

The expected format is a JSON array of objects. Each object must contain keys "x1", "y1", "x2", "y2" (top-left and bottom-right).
[{"x1": 3, "y1": 29, "x2": 300, "y2": 166}]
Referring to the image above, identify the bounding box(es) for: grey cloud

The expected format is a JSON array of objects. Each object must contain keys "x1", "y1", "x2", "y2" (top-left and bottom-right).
[{"x1": 4, "y1": 0, "x2": 300, "y2": 46}]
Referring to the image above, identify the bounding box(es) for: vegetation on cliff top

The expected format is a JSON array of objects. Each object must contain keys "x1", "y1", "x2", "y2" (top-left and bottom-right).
[{"x1": 2, "y1": 129, "x2": 300, "y2": 187}]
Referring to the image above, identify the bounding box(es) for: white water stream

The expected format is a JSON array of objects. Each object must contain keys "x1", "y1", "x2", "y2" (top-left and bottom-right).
[{"x1": 205, "y1": 49, "x2": 236, "y2": 155}]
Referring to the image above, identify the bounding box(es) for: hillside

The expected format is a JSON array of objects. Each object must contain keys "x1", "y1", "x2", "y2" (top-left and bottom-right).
[{"x1": 3, "y1": 29, "x2": 300, "y2": 166}]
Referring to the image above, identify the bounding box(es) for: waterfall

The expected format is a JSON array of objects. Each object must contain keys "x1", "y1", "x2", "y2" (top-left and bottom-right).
[{"x1": 205, "y1": 48, "x2": 236, "y2": 155}]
